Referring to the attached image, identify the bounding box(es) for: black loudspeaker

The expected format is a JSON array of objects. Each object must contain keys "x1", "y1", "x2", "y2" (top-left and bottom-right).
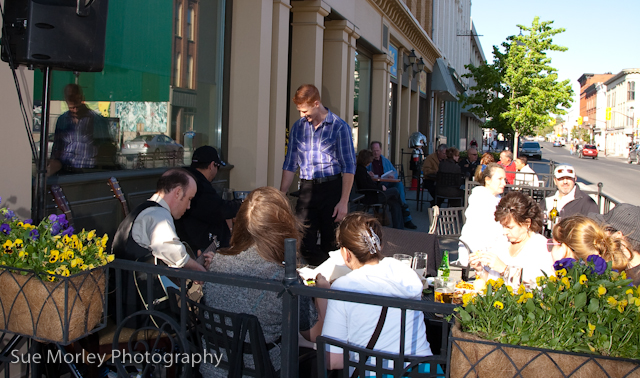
[{"x1": 1, "y1": 0, "x2": 109, "y2": 72}]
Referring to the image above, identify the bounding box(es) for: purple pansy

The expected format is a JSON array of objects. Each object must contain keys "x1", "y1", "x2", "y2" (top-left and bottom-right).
[
  {"x1": 24, "y1": 219, "x2": 32, "y2": 225},
  {"x1": 48, "y1": 214, "x2": 58, "y2": 222},
  {"x1": 587, "y1": 255, "x2": 607, "y2": 275},
  {"x1": 554, "y1": 258, "x2": 576, "y2": 271},
  {"x1": 61, "y1": 226, "x2": 74, "y2": 237},
  {"x1": 0, "y1": 224, "x2": 10, "y2": 234},
  {"x1": 4, "y1": 210, "x2": 14, "y2": 219},
  {"x1": 51, "y1": 224, "x2": 61, "y2": 236},
  {"x1": 29, "y1": 229, "x2": 39, "y2": 240}
]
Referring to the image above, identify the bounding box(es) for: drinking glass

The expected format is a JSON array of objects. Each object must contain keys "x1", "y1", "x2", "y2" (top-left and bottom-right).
[
  {"x1": 412, "y1": 252, "x2": 428, "y2": 278},
  {"x1": 393, "y1": 254, "x2": 413, "y2": 268},
  {"x1": 434, "y1": 277, "x2": 456, "y2": 304}
]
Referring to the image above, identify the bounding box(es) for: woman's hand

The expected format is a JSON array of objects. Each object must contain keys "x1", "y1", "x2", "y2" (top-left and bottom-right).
[
  {"x1": 476, "y1": 251, "x2": 507, "y2": 275},
  {"x1": 315, "y1": 273, "x2": 330, "y2": 289}
]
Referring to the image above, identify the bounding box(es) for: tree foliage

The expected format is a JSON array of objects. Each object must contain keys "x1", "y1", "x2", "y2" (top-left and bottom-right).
[{"x1": 461, "y1": 17, "x2": 574, "y2": 141}]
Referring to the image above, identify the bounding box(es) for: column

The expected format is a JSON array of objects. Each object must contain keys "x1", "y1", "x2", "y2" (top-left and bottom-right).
[
  {"x1": 369, "y1": 54, "x2": 393, "y2": 153},
  {"x1": 399, "y1": 70, "x2": 412, "y2": 163},
  {"x1": 410, "y1": 74, "x2": 421, "y2": 135},
  {"x1": 268, "y1": 0, "x2": 292, "y2": 187},
  {"x1": 322, "y1": 20, "x2": 358, "y2": 121},
  {"x1": 394, "y1": 48, "x2": 406, "y2": 163},
  {"x1": 227, "y1": 0, "x2": 273, "y2": 189},
  {"x1": 289, "y1": 0, "x2": 330, "y2": 126}
]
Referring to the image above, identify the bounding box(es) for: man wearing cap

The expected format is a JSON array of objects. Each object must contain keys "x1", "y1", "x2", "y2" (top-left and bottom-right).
[
  {"x1": 590, "y1": 204, "x2": 640, "y2": 286},
  {"x1": 175, "y1": 146, "x2": 242, "y2": 251},
  {"x1": 541, "y1": 164, "x2": 598, "y2": 222},
  {"x1": 280, "y1": 84, "x2": 357, "y2": 266}
]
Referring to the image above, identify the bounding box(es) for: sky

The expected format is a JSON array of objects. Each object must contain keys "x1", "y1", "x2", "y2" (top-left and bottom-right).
[{"x1": 470, "y1": 0, "x2": 640, "y2": 119}]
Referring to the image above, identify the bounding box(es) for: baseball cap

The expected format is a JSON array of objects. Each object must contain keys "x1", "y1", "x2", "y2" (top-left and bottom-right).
[
  {"x1": 191, "y1": 146, "x2": 226, "y2": 167},
  {"x1": 589, "y1": 203, "x2": 640, "y2": 244},
  {"x1": 553, "y1": 165, "x2": 576, "y2": 179}
]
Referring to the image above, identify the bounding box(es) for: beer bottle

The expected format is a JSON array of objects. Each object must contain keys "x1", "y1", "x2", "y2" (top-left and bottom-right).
[
  {"x1": 549, "y1": 199, "x2": 559, "y2": 224},
  {"x1": 438, "y1": 250, "x2": 450, "y2": 279}
]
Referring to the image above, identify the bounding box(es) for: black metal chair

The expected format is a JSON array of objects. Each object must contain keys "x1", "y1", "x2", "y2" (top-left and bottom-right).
[
  {"x1": 353, "y1": 181, "x2": 389, "y2": 223},
  {"x1": 428, "y1": 206, "x2": 469, "y2": 280},
  {"x1": 187, "y1": 298, "x2": 279, "y2": 378},
  {"x1": 316, "y1": 315, "x2": 450, "y2": 377},
  {"x1": 434, "y1": 172, "x2": 465, "y2": 208}
]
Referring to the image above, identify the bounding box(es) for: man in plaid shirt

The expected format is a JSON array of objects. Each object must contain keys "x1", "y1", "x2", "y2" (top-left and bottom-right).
[{"x1": 280, "y1": 84, "x2": 356, "y2": 266}]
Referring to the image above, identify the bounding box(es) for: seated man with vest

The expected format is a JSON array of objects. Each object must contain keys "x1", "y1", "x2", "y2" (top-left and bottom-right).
[{"x1": 111, "y1": 168, "x2": 213, "y2": 322}]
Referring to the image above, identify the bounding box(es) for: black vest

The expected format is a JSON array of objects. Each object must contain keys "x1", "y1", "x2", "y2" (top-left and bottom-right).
[{"x1": 112, "y1": 200, "x2": 163, "y2": 261}]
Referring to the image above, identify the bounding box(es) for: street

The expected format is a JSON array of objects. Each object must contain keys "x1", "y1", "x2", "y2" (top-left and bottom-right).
[{"x1": 527, "y1": 141, "x2": 638, "y2": 205}]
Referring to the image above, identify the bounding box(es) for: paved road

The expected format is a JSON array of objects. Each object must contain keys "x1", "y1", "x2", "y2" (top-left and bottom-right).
[{"x1": 526, "y1": 142, "x2": 638, "y2": 205}]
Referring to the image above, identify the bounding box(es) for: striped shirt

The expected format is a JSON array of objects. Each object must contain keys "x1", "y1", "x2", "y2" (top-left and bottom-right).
[{"x1": 282, "y1": 108, "x2": 356, "y2": 180}]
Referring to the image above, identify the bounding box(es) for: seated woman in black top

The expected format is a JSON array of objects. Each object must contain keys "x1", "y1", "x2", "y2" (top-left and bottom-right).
[
  {"x1": 436, "y1": 147, "x2": 465, "y2": 206},
  {"x1": 354, "y1": 149, "x2": 404, "y2": 229}
]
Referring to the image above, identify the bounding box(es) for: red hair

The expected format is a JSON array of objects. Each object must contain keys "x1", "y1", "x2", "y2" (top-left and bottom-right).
[{"x1": 293, "y1": 84, "x2": 320, "y2": 106}]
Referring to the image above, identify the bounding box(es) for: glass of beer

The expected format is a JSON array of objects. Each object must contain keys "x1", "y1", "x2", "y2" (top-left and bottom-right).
[
  {"x1": 434, "y1": 277, "x2": 455, "y2": 304},
  {"x1": 412, "y1": 252, "x2": 428, "y2": 278}
]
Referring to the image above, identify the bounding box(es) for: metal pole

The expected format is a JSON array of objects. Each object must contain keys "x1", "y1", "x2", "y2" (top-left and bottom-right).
[
  {"x1": 33, "y1": 66, "x2": 52, "y2": 223},
  {"x1": 280, "y1": 238, "x2": 299, "y2": 378}
]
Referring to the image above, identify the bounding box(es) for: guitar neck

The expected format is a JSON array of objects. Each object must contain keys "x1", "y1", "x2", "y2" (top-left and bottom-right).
[
  {"x1": 108, "y1": 177, "x2": 130, "y2": 216},
  {"x1": 50, "y1": 185, "x2": 73, "y2": 223}
]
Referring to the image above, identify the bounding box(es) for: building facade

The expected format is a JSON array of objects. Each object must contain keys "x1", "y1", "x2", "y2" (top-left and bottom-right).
[
  {"x1": 604, "y1": 69, "x2": 639, "y2": 156},
  {"x1": 0, "y1": 0, "x2": 488, "y2": 219},
  {"x1": 577, "y1": 73, "x2": 613, "y2": 147}
]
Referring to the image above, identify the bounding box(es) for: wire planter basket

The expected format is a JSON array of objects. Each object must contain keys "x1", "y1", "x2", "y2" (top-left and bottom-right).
[
  {"x1": 449, "y1": 322, "x2": 640, "y2": 378},
  {"x1": 0, "y1": 265, "x2": 108, "y2": 345}
]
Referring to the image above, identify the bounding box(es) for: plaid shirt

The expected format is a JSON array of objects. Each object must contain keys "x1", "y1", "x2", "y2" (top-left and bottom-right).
[
  {"x1": 282, "y1": 108, "x2": 356, "y2": 179},
  {"x1": 51, "y1": 106, "x2": 109, "y2": 169}
]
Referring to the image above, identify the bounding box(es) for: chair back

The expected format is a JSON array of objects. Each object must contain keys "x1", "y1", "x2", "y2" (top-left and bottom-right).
[
  {"x1": 435, "y1": 171, "x2": 464, "y2": 188},
  {"x1": 188, "y1": 299, "x2": 278, "y2": 378},
  {"x1": 428, "y1": 206, "x2": 465, "y2": 238}
]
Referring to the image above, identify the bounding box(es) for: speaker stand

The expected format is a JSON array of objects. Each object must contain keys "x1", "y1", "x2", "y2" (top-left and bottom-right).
[{"x1": 32, "y1": 66, "x2": 52, "y2": 223}]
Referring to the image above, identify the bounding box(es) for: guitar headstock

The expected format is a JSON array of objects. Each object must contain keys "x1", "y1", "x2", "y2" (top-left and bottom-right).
[
  {"x1": 50, "y1": 185, "x2": 73, "y2": 223},
  {"x1": 108, "y1": 177, "x2": 130, "y2": 216}
]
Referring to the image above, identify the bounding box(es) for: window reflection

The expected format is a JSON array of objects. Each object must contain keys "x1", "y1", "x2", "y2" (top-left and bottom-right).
[{"x1": 35, "y1": 0, "x2": 227, "y2": 175}]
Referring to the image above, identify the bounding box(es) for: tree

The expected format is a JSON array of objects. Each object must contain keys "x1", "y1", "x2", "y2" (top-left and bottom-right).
[{"x1": 461, "y1": 17, "x2": 574, "y2": 156}]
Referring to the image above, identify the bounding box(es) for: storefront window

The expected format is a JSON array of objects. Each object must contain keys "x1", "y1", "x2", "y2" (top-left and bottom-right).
[{"x1": 34, "y1": 0, "x2": 228, "y2": 175}]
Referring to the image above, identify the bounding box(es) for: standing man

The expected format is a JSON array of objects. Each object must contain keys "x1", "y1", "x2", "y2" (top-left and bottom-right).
[
  {"x1": 459, "y1": 147, "x2": 479, "y2": 179},
  {"x1": 175, "y1": 146, "x2": 242, "y2": 252},
  {"x1": 498, "y1": 150, "x2": 516, "y2": 185},
  {"x1": 280, "y1": 84, "x2": 357, "y2": 266},
  {"x1": 541, "y1": 164, "x2": 598, "y2": 224},
  {"x1": 367, "y1": 141, "x2": 417, "y2": 229},
  {"x1": 48, "y1": 84, "x2": 115, "y2": 175}
]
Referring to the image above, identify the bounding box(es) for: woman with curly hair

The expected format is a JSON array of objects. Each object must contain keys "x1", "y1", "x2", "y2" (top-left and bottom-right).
[
  {"x1": 470, "y1": 191, "x2": 553, "y2": 289},
  {"x1": 322, "y1": 212, "x2": 431, "y2": 371},
  {"x1": 473, "y1": 152, "x2": 496, "y2": 183}
]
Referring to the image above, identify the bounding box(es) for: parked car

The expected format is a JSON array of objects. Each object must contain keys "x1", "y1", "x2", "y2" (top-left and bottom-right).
[
  {"x1": 578, "y1": 144, "x2": 598, "y2": 159},
  {"x1": 553, "y1": 140, "x2": 562, "y2": 147},
  {"x1": 629, "y1": 144, "x2": 640, "y2": 164},
  {"x1": 121, "y1": 134, "x2": 184, "y2": 160},
  {"x1": 519, "y1": 141, "x2": 542, "y2": 160}
]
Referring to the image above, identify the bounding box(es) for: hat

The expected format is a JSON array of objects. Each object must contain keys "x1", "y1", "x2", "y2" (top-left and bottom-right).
[
  {"x1": 553, "y1": 164, "x2": 576, "y2": 179},
  {"x1": 191, "y1": 146, "x2": 226, "y2": 167},
  {"x1": 589, "y1": 204, "x2": 640, "y2": 244}
]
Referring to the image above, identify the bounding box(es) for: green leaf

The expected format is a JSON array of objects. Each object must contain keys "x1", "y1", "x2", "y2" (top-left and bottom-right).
[
  {"x1": 588, "y1": 298, "x2": 599, "y2": 313},
  {"x1": 574, "y1": 292, "x2": 587, "y2": 309},
  {"x1": 459, "y1": 309, "x2": 472, "y2": 323},
  {"x1": 525, "y1": 298, "x2": 535, "y2": 312}
]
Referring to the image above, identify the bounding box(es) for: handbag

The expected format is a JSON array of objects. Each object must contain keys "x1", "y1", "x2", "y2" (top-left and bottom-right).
[{"x1": 350, "y1": 306, "x2": 388, "y2": 378}]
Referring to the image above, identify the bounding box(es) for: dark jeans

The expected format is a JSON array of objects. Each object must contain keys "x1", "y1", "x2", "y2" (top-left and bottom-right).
[
  {"x1": 296, "y1": 178, "x2": 342, "y2": 266},
  {"x1": 382, "y1": 187, "x2": 404, "y2": 229}
]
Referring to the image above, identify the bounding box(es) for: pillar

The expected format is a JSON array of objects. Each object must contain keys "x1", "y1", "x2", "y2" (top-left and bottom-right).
[
  {"x1": 322, "y1": 20, "x2": 358, "y2": 122},
  {"x1": 268, "y1": 0, "x2": 292, "y2": 187},
  {"x1": 369, "y1": 53, "x2": 393, "y2": 154},
  {"x1": 227, "y1": 0, "x2": 273, "y2": 189}
]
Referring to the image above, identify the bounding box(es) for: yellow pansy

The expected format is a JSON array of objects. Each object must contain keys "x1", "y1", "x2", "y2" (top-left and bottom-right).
[
  {"x1": 49, "y1": 250, "x2": 59, "y2": 263},
  {"x1": 617, "y1": 299, "x2": 628, "y2": 313},
  {"x1": 106, "y1": 254, "x2": 115, "y2": 263},
  {"x1": 18, "y1": 250, "x2": 28, "y2": 259},
  {"x1": 548, "y1": 276, "x2": 557, "y2": 283},
  {"x1": 493, "y1": 301, "x2": 504, "y2": 310},
  {"x1": 620, "y1": 271, "x2": 627, "y2": 280},
  {"x1": 462, "y1": 293, "x2": 475, "y2": 306},
  {"x1": 63, "y1": 234, "x2": 71, "y2": 244},
  {"x1": 607, "y1": 296, "x2": 618, "y2": 307},
  {"x1": 65, "y1": 250, "x2": 74, "y2": 260},
  {"x1": 16, "y1": 221, "x2": 23, "y2": 228},
  {"x1": 626, "y1": 288, "x2": 634, "y2": 295},
  {"x1": 517, "y1": 292, "x2": 533, "y2": 304},
  {"x1": 79, "y1": 264, "x2": 89, "y2": 270},
  {"x1": 494, "y1": 278, "x2": 504, "y2": 289},
  {"x1": 517, "y1": 284, "x2": 526, "y2": 295},
  {"x1": 101, "y1": 234, "x2": 108, "y2": 248},
  {"x1": 587, "y1": 322, "x2": 596, "y2": 337},
  {"x1": 506, "y1": 285, "x2": 514, "y2": 295},
  {"x1": 3, "y1": 240, "x2": 13, "y2": 253},
  {"x1": 556, "y1": 268, "x2": 567, "y2": 278},
  {"x1": 597, "y1": 285, "x2": 607, "y2": 297},
  {"x1": 13, "y1": 239, "x2": 23, "y2": 249},
  {"x1": 579, "y1": 274, "x2": 588, "y2": 284},
  {"x1": 87, "y1": 230, "x2": 95, "y2": 240},
  {"x1": 46, "y1": 270, "x2": 56, "y2": 282}
]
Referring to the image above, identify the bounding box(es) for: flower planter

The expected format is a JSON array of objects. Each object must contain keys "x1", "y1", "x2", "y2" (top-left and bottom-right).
[
  {"x1": 449, "y1": 322, "x2": 640, "y2": 378},
  {"x1": 0, "y1": 265, "x2": 107, "y2": 345}
]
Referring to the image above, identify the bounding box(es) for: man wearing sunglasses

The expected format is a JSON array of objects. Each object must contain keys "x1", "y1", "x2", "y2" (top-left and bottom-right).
[
  {"x1": 541, "y1": 164, "x2": 598, "y2": 226},
  {"x1": 459, "y1": 147, "x2": 480, "y2": 179}
]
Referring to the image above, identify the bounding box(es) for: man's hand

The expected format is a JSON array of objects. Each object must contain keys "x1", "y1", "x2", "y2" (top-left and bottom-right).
[
  {"x1": 332, "y1": 200, "x2": 349, "y2": 222},
  {"x1": 382, "y1": 185, "x2": 387, "y2": 191},
  {"x1": 367, "y1": 171, "x2": 374, "y2": 178},
  {"x1": 196, "y1": 250, "x2": 215, "y2": 270}
]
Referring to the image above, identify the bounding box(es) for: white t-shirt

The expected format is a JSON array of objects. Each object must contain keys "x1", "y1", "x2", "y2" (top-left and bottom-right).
[
  {"x1": 322, "y1": 258, "x2": 432, "y2": 359},
  {"x1": 493, "y1": 233, "x2": 554, "y2": 289}
]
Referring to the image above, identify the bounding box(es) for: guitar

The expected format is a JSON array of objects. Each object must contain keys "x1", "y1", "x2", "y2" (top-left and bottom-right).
[
  {"x1": 107, "y1": 177, "x2": 130, "y2": 216},
  {"x1": 50, "y1": 185, "x2": 74, "y2": 227}
]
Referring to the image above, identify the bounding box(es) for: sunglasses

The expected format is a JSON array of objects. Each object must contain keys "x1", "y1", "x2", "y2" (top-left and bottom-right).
[
  {"x1": 555, "y1": 168, "x2": 574, "y2": 175},
  {"x1": 546, "y1": 239, "x2": 561, "y2": 253}
]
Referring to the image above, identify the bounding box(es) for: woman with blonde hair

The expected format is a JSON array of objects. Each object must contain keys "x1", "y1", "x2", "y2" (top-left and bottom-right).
[
  {"x1": 550, "y1": 215, "x2": 638, "y2": 281},
  {"x1": 201, "y1": 186, "x2": 328, "y2": 377},
  {"x1": 322, "y1": 212, "x2": 431, "y2": 371}
]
